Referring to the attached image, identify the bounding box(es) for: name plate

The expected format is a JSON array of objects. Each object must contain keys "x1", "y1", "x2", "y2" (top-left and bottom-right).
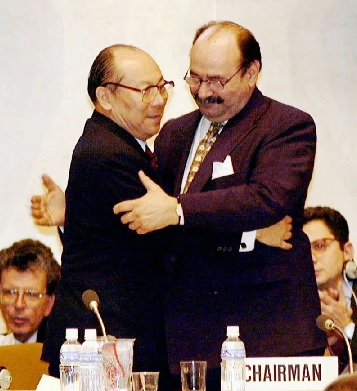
[{"x1": 245, "y1": 357, "x2": 338, "y2": 391}]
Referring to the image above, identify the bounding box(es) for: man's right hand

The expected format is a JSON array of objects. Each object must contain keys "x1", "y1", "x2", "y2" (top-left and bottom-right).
[
  {"x1": 255, "y1": 215, "x2": 293, "y2": 250},
  {"x1": 31, "y1": 174, "x2": 66, "y2": 226}
]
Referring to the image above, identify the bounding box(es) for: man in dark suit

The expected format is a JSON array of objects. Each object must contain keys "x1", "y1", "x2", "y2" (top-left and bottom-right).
[
  {"x1": 115, "y1": 21, "x2": 326, "y2": 389},
  {"x1": 0, "y1": 239, "x2": 60, "y2": 345},
  {"x1": 303, "y1": 206, "x2": 357, "y2": 372},
  {"x1": 40, "y1": 44, "x2": 175, "y2": 386}
]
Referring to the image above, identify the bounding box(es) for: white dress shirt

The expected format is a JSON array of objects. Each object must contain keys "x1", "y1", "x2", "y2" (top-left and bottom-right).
[{"x1": 178, "y1": 116, "x2": 256, "y2": 251}]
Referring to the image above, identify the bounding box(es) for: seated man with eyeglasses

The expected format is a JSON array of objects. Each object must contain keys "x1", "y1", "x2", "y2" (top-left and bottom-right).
[
  {"x1": 303, "y1": 206, "x2": 357, "y2": 372},
  {"x1": 0, "y1": 239, "x2": 60, "y2": 345}
]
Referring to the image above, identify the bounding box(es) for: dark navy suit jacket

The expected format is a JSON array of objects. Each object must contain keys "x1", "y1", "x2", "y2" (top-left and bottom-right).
[
  {"x1": 155, "y1": 88, "x2": 326, "y2": 373},
  {"x1": 42, "y1": 110, "x2": 169, "y2": 378}
]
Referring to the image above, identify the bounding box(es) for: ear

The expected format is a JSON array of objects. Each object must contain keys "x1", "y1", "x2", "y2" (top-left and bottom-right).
[
  {"x1": 44, "y1": 294, "x2": 56, "y2": 317},
  {"x1": 246, "y1": 60, "x2": 260, "y2": 87},
  {"x1": 343, "y1": 241, "x2": 354, "y2": 261},
  {"x1": 96, "y1": 86, "x2": 113, "y2": 111}
]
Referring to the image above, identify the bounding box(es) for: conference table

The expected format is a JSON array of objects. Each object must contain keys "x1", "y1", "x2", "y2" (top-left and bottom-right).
[{"x1": 8, "y1": 357, "x2": 340, "y2": 391}]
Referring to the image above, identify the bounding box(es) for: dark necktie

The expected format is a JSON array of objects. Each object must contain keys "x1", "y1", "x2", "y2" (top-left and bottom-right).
[
  {"x1": 145, "y1": 145, "x2": 159, "y2": 170},
  {"x1": 183, "y1": 122, "x2": 224, "y2": 194}
]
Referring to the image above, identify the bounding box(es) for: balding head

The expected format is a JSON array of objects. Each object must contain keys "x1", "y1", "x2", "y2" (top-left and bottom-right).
[{"x1": 192, "y1": 21, "x2": 262, "y2": 72}]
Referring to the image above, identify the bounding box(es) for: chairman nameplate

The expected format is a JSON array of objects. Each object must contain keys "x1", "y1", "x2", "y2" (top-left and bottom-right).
[{"x1": 245, "y1": 356, "x2": 338, "y2": 391}]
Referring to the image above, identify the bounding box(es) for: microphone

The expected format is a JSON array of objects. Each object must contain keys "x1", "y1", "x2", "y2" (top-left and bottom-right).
[
  {"x1": 82, "y1": 289, "x2": 108, "y2": 342},
  {"x1": 316, "y1": 314, "x2": 354, "y2": 374},
  {"x1": 316, "y1": 314, "x2": 335, "y2": 332}
]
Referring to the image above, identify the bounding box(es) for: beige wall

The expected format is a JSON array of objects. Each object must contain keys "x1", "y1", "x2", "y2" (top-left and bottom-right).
[{"x1": 0, "y1": 0, "x2": 356, "y2": 261}]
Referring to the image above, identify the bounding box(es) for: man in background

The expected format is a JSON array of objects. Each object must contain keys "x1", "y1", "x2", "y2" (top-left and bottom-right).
[
  {"x1": 303, "y1": 206, "x2": 357, "y2": 371},
  {"x1": 0, "y1": 238, "x2": 60, "y2": 345}
]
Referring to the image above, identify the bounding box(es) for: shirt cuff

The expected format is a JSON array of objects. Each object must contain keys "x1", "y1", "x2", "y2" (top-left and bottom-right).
[
  {"x1": 240, "y1": 230, "x2": 257, "y2": 252},
  {"x1": 176, "y1": 201, "x2": 184, "y2": 225},
  {"x1": 344, "y1": 322, "x2": 355, "y2": 340}
]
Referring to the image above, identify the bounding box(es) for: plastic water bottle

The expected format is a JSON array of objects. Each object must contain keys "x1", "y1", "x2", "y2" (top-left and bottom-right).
[
  {"x1": 80, "y1": 328, "x2": 103, "y2": 391},
  {"x1": 60, "y1": 328, "x2": 81, "y2": 391},
  {"x1": 221, "y1": 325, "x2": 246, "y2": 391}
]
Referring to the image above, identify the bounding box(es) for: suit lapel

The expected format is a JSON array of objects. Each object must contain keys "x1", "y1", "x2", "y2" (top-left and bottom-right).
[{"x1": 186, "y1": 89, "x2": 266, "y2": 193}]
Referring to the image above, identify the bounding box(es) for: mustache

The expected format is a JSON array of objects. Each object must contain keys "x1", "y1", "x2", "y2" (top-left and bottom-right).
[{"x1": 194, "y1": 94, "x2": 224, "y2": 105}]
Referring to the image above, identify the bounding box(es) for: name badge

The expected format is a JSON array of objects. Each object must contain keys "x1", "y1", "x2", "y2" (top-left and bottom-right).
[{"x1": 245, "y1": 357, "x2": 338, "y2": 391}]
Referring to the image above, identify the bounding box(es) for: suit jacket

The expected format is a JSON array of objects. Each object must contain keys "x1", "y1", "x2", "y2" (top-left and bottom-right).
[
  {"x1": 42, "y1": 110, "x2": 169, "y2": 378},
  {"x1": 155, "y1": 88, "x2": 326, "y2": 373}
]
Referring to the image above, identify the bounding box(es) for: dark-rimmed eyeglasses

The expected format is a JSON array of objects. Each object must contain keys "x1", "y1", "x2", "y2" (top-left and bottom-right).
[
  {"x1": 0, "y1": 288, "x2": 47, "y2": 306},
  {"x1": 101, "y1": 80, "x2": 174, "y2": 103},
  {"x1": 183, "y1": 65, "x2": 244, "y2": 90},
  {"x1": 310, "y1": 238, "x2": 337, "y2": 254}
]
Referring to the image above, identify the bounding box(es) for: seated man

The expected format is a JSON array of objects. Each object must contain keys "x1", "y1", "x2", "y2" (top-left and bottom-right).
[
  {"x1": 303, "y1": 206, "x2": 357, "y2": 371},
  {"x1": 0, "y1": 239, "x2": 60, "y2": 345}
]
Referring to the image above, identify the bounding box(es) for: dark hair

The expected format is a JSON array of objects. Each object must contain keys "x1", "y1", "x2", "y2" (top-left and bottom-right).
[
  {"x1": 87, "y1": 44, "x2": 140, "y2": 104},
  {"x1": 192, "y1": 21, "x2": 262, "y2": 71},
  {"x1": 0, "y1": 239, "x2": 61, "y2": 295},
  {"x1": 303, "y1": 206, "x2": 349, "y2": 250},
  {"x1": 324, "y1": 373, "x2": 357, "y2": 391}
]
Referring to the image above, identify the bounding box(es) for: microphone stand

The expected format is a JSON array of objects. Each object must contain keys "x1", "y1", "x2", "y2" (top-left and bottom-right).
[
  {"x1": 332, "y1": 324, "x2": 354, "y2": 374},
  {"x1": 91, "y1": 303, "x2": 108, "y2": 343}
]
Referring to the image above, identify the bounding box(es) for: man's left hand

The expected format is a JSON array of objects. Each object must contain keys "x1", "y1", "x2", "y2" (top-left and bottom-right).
[
  {"x1": 113, "y1": 170, "x2": 179, "y2": 234},
  {"x1": 319, "y1": 282, "x2": 353, "y2": 330}
]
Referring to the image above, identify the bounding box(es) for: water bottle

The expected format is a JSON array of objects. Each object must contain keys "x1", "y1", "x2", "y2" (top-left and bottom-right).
[
  {"x1": 80, "y1": 328, "x2": 103, "y2": 391},
  {"x1": 60, "y1": 328, "x2": 81, "y2": 391},
  {"x1": 221, "y1": 325, "x2": 246, "y2": 391}
]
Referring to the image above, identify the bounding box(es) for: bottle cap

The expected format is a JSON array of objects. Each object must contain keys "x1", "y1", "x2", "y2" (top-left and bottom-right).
[
  {"x1": 65, "y1": 328, "x2": 78, "y2": 340},
  {"x1": 0, "y1": 367, "x2": 12, "y2": 390},
  {"x1": 227, "y1": 325, "x2": 240, "y2": 337},
  {"x1": 84, "y1": 328, "x2": 97, "y2": 340}
]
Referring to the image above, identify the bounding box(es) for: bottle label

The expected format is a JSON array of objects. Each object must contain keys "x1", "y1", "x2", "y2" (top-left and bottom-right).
[{"x1": 221, "y1": 347, "x2": 246, "y2": 359}]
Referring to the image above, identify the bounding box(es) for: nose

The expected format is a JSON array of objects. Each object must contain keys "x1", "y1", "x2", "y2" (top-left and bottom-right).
[
  {"x1": 14, "y1": 292, "x2": 26, "y2": 308},
  {"x1": 151, "y1": 90, "x2": 166, "y2": 107},
  {"x1": 196, "y1": 81, "x2": 213, "y2": 100}
]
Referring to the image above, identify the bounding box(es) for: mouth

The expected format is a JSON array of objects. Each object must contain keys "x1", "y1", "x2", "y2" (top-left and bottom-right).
[
  {"x1": 11, "y1": 316, "x2": 28, "y2": 327},
  {"x1": 148, "y1": 113, "x2": 163, "y2": 121}
]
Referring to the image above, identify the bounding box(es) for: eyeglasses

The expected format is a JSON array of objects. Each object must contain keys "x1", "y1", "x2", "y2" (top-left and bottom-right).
[
  {"x1": 183, "y1": 65, "x2": 244, "y2": 90},
  {"x1": 101, "y1": 80, "x2": 174, "y2": 103},
  {"x1": 0, "y1": 288, "x2": 47, "y2": 306},
  {"x1": 310, "y1": 238, "x2": 337, "y2": 254}
]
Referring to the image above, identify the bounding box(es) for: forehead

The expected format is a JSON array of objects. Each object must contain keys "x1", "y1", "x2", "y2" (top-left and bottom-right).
[
  {"x1": 190, "y1": 28, "x2": 241, "y2": 74},
  {"x1": 113, "y1": 49, "x2": 163, "y2": 86},
  {"x1": 0, "y1": 267, "x2": 47, "y2": 290},
  {"x1": 303, "y1": 220, "x2": 333, "y2": 242}
]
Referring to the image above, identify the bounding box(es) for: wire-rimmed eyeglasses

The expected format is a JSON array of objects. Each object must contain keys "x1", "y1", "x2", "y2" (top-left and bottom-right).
[
  {"x1": 101, "y1": 80, "x2": 174, "y2": 103},
  {"x1": 0, "y1": 288, "x2": 47, "y2": 306},
  {"x1": 183, "y1": 65, "x2": 244, "y2": 90},
  {"x1": 310, "y1": 238, "x2": 337, "y2": 255}
]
